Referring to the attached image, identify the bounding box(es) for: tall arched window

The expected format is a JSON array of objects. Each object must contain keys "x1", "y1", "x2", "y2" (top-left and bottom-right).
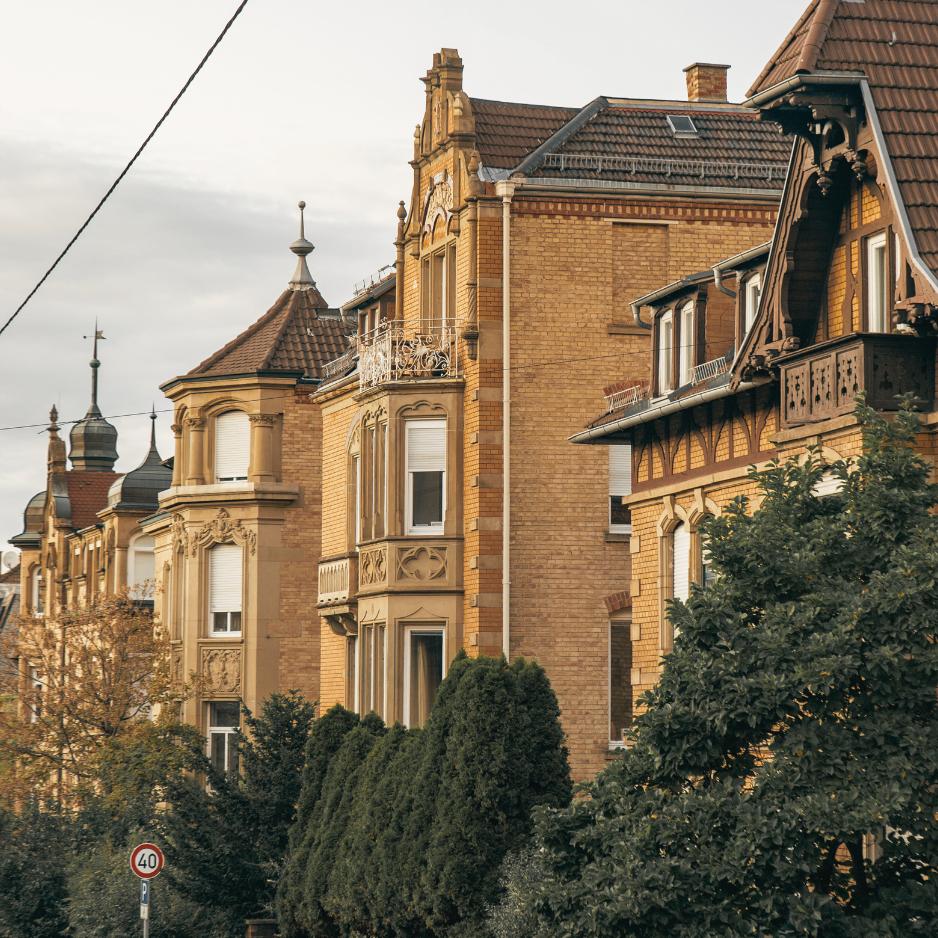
[
  {"x1": 215, "y1": 411, "x2": 250, "y2": 482},
  {"x1": 672, "y1": 522, "x2": 691, "y2": 603},
  {"x1": 127, "y1": 533, "x2": 155, "y2": 600},
  {"x1": 208, "y1": 543, "x2": 243, "y2": 635},
  {"x1": 31, "y1": 567, "x2": 44, "y2": 617}
]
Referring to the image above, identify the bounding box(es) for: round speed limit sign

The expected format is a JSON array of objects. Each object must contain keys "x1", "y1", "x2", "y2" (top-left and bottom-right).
[{"x1": 130, "y1": 842, "x2": 164, "y2": 880}]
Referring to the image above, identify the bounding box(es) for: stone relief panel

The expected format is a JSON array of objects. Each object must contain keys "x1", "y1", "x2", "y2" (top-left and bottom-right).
[
  {"x1": 189, "y1": 508, "x2": 257, "y2": 557},
  {"x1": 201, "y1": 647, "x2": 241, "y2": 695},
  {"x1": 359, "y1": 545, "x2": 388, "y2": 587},
  {"x1": 396, "y1": 545, "x2": 447, "y2": 582}
]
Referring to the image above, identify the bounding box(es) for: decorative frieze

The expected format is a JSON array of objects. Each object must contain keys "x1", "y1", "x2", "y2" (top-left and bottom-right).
[
  {"x1": 189, "y1": 508, "x2": 257, "y2": 557},
  {"x1": 359, "y1": 545, "x2": 388, "y2": 588}
]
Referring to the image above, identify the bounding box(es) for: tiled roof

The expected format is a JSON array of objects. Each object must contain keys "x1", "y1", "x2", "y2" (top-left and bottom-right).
[
  {"x1": 66, "y1": 471, "x2": 121, "y2": 529},
  {"x1": 532, "y1": 104, "x2": 791, "y2": 189},
  {"x1": 184, "y1": 287, "x2": 353, "y2": 382},
  {"x1": 748, "y1": 0, "x2": 938, "y2": 279},
  {"x1": 470, "y1": 98, "x2": 578, "y2": 169}
]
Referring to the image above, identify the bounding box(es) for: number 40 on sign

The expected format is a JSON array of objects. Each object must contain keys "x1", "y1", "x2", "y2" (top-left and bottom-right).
[{"x1": 130, "y1": 842, "x2": 164, "y2": 879}]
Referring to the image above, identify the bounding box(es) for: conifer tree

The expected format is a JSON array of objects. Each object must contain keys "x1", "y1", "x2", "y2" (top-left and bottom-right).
[{"x1": 515, "y1": 402, "x2": 938, "y2": 937}]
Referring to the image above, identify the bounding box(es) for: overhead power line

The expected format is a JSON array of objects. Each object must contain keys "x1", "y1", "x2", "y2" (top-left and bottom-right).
[{"x1": 0, "y1": 0, "x2": 251, "y2": 341}]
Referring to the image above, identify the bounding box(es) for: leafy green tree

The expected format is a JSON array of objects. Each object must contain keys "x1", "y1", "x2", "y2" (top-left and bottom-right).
[
  {"x1": 518, "y1": 402, "x2": 938, "y2": 937},
  {"x1": 0, "y1": 805, "x2": 72, "y2": 938},
  {"x1": 161, "y1": 691, "x2": 315, "y2": 936}
]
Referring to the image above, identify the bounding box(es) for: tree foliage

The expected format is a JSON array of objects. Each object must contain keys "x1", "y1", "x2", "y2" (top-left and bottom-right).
[
  {"x1": 278, "y1": 654, "x2": 571, "y2": 937},
  {"x1": 509, "y1": 402, "x2": 938, "y2": 937}
]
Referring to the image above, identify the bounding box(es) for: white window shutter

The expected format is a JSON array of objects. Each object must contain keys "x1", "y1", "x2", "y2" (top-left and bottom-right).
[
  {"x1": 813, "y1": 472, "x2": 844, "y2": 497},
  {"x1": 406, "y1": 422, "x2": 445, "y2": 472},
  {"x1": 672, "y1": 523, "x2": 690, "y2": 601},
  {"x1": 609, "y1": 445, "x2": 632, "y2": 497},
  {"x1": 209, "y1": 544, "x2": 243, "y2": 613},
  {"x1": 215, "y1": 412, "x2": 250, "y2": 481}
]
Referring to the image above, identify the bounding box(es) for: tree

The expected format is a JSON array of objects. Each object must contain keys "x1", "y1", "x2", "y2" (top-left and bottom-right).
[
  {"x1": 517, "y1": 402, "x2": 938, "y2": 937},
  {"x1": 0, "y1": 592, "x2": 177, "y2": 805},
  {"x1": 160, "y1": 691, "x2": 315, "y2": 937}
]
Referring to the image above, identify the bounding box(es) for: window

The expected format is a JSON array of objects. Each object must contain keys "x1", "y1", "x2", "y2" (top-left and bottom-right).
[
  {"x1": 672, "y1": 522, "x2": 691, "y2": 603},
  {"x1": 678, "y1": 301, "x2": 694, "y2": 386},
  {"x1": 813, "y1": 471, "x2": 844, "y2": 497},
  {"x1": 701, "y1": 533, "x2": 716, "y2": 587},
  {"x1": 867, "y1": 232, "x2": 889, "y2": 332},
  {"x1": 27, "y1": 666, "x2": 43, "y2": 723},
  {"x1": 207, "y1": 701, "x2": 240, "y2": 778},
  {"x1": 346, "y1": 635, "x2": 359, "y2": 712},
  {"x1": 208, "y1": 544, "x2": 242, "y2": 635},
  {"x1": 359, "y1": 623, "x2": 386, "y2": 717},
  {"x1": 404, "y1": 628, "x2": 444, "y2": 727},
  {"x1": 127, "y1": 534, "x2": 155, "y2": 600},
  {"x1": 214, "y1": 411, "x2": 250, "y2": 482},
  {"x1": 31, "y1": 568, "x2": 43, "y2": 617},
  {"x1": 422, "y1": 245, "x2": 456, "y2": 331},
  {"x1": 744, "y1": 274, "x2": 761, "y2": 333},
  {"x1": 657, "y1": 311, "x2": 673, "y2": 394},
  {"x1": 609, "y1": 445, "x2": 632, "y2": 533},
  {"x1": 405, "y1": 420, "x2": 445, "y2": 534},
  {"x1": 609, "y1": 622, "x2": 632, "y2": 746},
  {"x1": 666, "y1": 114, "x2": 698, "y2": 137},
  {"x1": 353, "y1": 454, "x2": 361, "y2": 545}
]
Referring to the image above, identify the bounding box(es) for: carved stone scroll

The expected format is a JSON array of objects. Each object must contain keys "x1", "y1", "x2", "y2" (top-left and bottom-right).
[{"x1": 201, "y1": 647, "x2": 241, "y2": 695}]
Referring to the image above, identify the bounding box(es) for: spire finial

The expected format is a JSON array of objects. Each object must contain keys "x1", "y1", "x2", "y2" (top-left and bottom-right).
[
  {"x1": 82, "y1": 323, "x2": 106, "y2": 417},
  {"x1": 49, "y1": 405, "x2": 59, "y2": 432},
  {"x1": 289, "y1": 200, "x2": 316, "y2": 291},
  {"x1": 149, "y1": 404, "x2": 158, "y2": 448}
]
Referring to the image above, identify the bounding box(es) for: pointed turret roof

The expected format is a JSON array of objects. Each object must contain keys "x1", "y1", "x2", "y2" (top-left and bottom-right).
[
  {"x1": 173, "y1": 204, "x2": 352, "y2": 384},
  {"x1": 106, "y1": 409, "x2": 171, "y2": 511},
  {"x1": 747, "y1": 0, "x2": 938, "y2": 284},
  {"x1": 69, "y1": 326, "x2": 119, "y2": 471}
]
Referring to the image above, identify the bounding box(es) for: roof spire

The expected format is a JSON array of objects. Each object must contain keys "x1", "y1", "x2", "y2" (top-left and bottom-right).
[
  {"x1": 289, "y1": 200, "x2": 316, "y2": 291},
  {"x1": 149, "y1": 404, "x2": 158, "y2": 455},
  {"x1": 82, "y1": 322, "x2": 106, "y2": 417},
  {"x1": 47, "y1": 404, "x2": 67, "y2": 474}
]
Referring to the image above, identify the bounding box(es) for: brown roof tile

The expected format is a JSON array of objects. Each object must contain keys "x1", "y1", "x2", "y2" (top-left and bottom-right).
[
  {"x1": 183, "y1": 287, "x2": 353, "y2": 382},
  {"x1": 66, "y1": 472, "x2": 121, "y2": 529},
  {"x1": 749, "y1": 0, "x2": 938, "y2": 280},
  {"x1": 470, "y1": 98, "x2": 578, "y2": 168}
]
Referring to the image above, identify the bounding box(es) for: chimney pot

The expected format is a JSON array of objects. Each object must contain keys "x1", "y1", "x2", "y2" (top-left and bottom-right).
[{"x1": 683, "y1": 62, "x2": 730, "y2": 103}]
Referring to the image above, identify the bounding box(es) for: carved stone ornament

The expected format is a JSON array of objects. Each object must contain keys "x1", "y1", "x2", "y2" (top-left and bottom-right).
[
  {"x1": 423, "y1": 172, "x2": 454, "y2": 235},
  {"x1": 397, "y1": 545, "x2": 447, "y2": 581},
  {"x1": 190, "y1": 508, "x2": 257, "y2": 557},
  {"x1": 171, "y1": 647, "x2": 183, "y2": 683},
  {"x1": 248, "y1": 413, "x2": 277, "y2": 426},
  {"x1": 201, "y1": 647, "x2": 241, "y2": 695},
  {"x1": 171, "y1": 513, "x2": 189, "y2": 553},
  {"x1": 184, "y1": 416, "x2": 205, "y2": 430},
  {"x1": 359, "y1": 545, "x2": 387, "y2": 586}
]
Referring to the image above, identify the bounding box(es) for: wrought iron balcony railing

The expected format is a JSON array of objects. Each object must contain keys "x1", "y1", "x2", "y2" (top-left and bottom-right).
[
  {"x1": 604, "y1": 383, "x2": 649, "y2": 413},
  {"x1": 691, "y1": 355, "x2": 729, "y2": 385},
  {"x1": 357, "y1": 320, "x2": 460, "y2": 389}
]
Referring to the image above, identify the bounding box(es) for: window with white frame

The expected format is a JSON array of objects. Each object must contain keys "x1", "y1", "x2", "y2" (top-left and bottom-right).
[
  {"x1": 672, "y1": 522, "x2": 691, "y2": 603},
  {"x1": 678, "y1": 301, "x2": 694, "y2": 386},
  {"x1": 657, "y1": 310, "x2": 673, "y2": 394},
  {"x1": 609, "y1": 621, "x2": 631, "y2": 746},
  {"x1": 126, "y1": 533, "x2": 155, "y2": 600},
  {"x1": 214, "y1": 411, "x2": 250, "y2": 482},
  {"x1": 27, "y1": 666, "x2": 43, "y2": 723},
  {"x1": 609, "y1": 445, "x2": 632, "y2": 533},
  {"x1": 405, "y1": 420, "x2": 445, "y2": 534},
  {"x1": 813, "y1": 471, "x2": 845, "y2": 497},
  {"x1": 31, "y1": 567, "x2": 43, "y2": 616},
  {"x1": 744, "y1": 274, "x2": 762, "y2": 333},
  {"x1": 206, "y1": 701, "x2": 240, "y2": 778},
  {"x1": 867, "y1": 232, "x2": 889, "y2": 332},
  {"x1": 352, "y1": 454, "x2": 361, "y2": 545},
  {"x1": 403, "y1": 627, "x2": 445, "y2": 727},
  {"x1": 208, "y1": 543, "x2": 242, "y2": 635}
]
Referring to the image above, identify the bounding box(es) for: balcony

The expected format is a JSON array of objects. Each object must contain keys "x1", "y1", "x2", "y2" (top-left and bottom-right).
[
  {"x1": 357, "y1": 537, "x2": 463, "y2": 596},
  {"x1": 317, "y1": 554, "x2": 357, "y2": 608},
  {"x1": 780, "y1": 333, "x2": 935, "y2": 428},
  {"x1": 357, "y1": 320, "x2": 460, "y2": 390}
]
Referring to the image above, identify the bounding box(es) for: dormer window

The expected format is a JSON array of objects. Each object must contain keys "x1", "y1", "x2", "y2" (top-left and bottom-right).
[
  {"x1": 866, "y1": 232, "x2": 889, "y2": 333},
  {"x1": 656, "y1": 310, "x2": 674, "y2": 395},
  {"x1": 678, "y1": 301, "x2": 694, "y2": 386},
  {"x1": 215, "y1": 411, "x2": 249, "y2": 483},
  {"x1": 744, "y1": 273, "x2": 761, "y2": 333}
]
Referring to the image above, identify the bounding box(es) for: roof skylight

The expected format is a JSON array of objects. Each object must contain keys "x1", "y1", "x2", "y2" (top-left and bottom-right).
[{"x1": 667, "y1": 114, "x2": 699, "y2": 138}]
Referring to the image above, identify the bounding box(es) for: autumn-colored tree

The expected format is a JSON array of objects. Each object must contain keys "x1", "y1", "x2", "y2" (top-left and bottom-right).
[{"x1": 0, "y1": 591, "x2": 178, "y2": 805}]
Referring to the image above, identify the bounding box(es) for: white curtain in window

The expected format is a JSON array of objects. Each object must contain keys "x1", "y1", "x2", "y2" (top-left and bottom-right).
[
  {"x1": 215, "y1": 411, "x2": 250, "y2": 482},
  {"x1": 672, "y1": 523, "x2": 691, "y2": 601},
  {"x1": 209, "y1": 544, "x2": 243, "y2": 613}
]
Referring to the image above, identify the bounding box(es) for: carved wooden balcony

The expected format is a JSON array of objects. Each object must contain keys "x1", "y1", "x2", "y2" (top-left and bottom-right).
[
  {"x1": 357, "y1": 537, "x2": 463, "y2": 597},
  {"x1": 780, "y1": 333, "x2": 935, "y2": 428}
]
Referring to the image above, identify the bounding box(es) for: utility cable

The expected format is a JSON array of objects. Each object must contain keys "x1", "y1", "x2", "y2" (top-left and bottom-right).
[{"x1": 0, "y1": 0, "x2": 251, "y2": 340}]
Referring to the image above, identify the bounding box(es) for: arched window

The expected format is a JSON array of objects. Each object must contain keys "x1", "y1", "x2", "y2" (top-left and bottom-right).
[
  {"x1": 127, "y1": 534, "x2": 155, "y2": 600},
  {"x1": 208, "y1": 543, "x2": 243, "y2": 635},
  {"x1": 31, "y1": 567, "x2": 44, "y2": 617},
  {"x1": 214, "y1": 411, "x2": 250, "y2": 482}
]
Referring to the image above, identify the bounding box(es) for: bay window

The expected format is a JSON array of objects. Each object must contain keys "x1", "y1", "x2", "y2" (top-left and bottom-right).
[
  {"x1": 405, "y1": 420, "x2": 445, "y2": 534},
  {"x1": 208, "y1": 543, "x2": 242, "y2": 635}
]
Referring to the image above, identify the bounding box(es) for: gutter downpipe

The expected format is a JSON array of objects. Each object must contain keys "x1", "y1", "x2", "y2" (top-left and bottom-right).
[
  {"x1": 496, "y1": 179, "x2": 516, "y2": 660},
  {"x1": 712, "y1": 265, "x2": 736, "y2": 299}
]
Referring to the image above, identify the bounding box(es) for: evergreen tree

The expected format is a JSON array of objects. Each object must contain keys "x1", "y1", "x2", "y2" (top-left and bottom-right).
[{"x1": 518, "y1": 402, "x2": 938, "y2": 937}]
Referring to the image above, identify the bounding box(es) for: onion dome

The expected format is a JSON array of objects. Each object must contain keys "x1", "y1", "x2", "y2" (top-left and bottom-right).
[
  {"x1": 9, "y1": 491, "x2": 45, "y2": 550},
  {"x1": 69, "y1": 327, "x2": 119, "y2": 471},
  {"x1": 107, "y1": 409, "x2": 171, "y2": 511}
]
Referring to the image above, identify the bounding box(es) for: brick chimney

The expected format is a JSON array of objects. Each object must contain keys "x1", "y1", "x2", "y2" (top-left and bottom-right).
[{"x1": 683, "y1": 63, "x2": 730, "y2": 103}]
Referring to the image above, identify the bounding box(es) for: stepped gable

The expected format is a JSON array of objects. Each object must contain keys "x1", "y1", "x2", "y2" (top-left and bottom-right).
[{"x1": 748, "y1": 0, "x2": 938, "y2": 278}]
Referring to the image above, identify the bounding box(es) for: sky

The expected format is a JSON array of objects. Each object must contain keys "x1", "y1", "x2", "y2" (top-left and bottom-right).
[{"x1": 0, "y1": 0, "x2": 807, "y2": 563}]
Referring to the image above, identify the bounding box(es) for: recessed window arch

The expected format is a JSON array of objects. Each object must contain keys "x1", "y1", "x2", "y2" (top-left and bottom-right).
[
  {"x1": 214, "y1": 410, "x2": 250, "y2": 483},
  {"x1": 127, "y1": 532, "x2": 155, "y2": 600}
]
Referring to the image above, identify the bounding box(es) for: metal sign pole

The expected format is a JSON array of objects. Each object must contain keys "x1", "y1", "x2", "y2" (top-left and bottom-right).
[{"x1": 140, "y1": 879, "x2": 150, "y2": 938}]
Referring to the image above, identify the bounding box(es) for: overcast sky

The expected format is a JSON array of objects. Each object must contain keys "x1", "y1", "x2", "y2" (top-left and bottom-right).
[{"x1": 0, "y1": 0, "x2": 805, "y2": 562}]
